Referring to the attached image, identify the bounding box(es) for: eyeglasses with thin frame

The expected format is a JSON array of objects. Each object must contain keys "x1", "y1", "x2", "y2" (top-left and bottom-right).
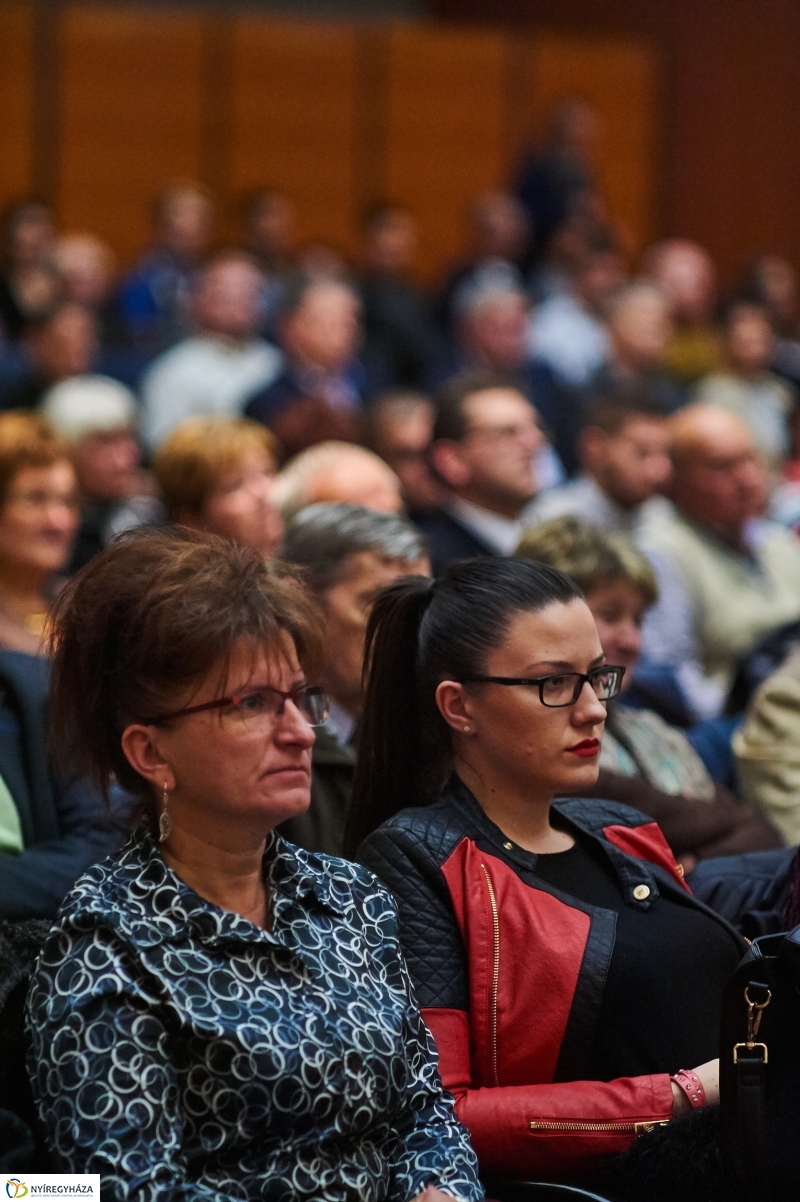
[
  {"x1": 460, "y1": 665, "x2": 625, "y2": 708},
  {"x1": 146, "y1": 683, "x2": 330, "y2": 728}
]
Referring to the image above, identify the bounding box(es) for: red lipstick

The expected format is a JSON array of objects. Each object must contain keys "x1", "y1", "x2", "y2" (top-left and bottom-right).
[{"x1": 567, "y1": 738, "x2": 600, "y2": 758}]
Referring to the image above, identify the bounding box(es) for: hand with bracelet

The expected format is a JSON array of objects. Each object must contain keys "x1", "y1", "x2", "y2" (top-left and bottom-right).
[{"x1": 670, "y1": 1058, "x2": 719, "y2": 1115}]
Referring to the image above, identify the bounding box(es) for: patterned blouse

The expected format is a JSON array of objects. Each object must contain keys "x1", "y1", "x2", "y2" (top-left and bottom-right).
[{"x1": 26, "y1": 828, "x2": 483, "y2": 1202}]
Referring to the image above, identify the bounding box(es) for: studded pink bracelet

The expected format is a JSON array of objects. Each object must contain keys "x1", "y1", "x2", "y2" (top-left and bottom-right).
[{"x1": 670, "y1": 1069, "x2": 706, "y2": 1109}]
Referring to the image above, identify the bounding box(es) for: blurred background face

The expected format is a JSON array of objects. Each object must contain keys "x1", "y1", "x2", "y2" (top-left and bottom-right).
[
  {"x1": 610, "y1": 290, "x2": 672, "y2": 369},
  {"x1": 583, "y1": 416, "x2": 672, "y2": 508},
  {"x1": 471, "y1": 193, "x2": 530, "y2": 260},
  {"x1": 307, "y1": 453, "x2": 403, "y2": 513},
  {"x1": 30, "y1": 306, "x2": 98, "y2": 382},
  {"x1": 464, "y1": 292, "x2": 529, "y2": 370},
  {"x1": 201, "y1": 449, "x2": 283, "y2": 558},
  {"x1": 158, "y1": 188, "x2": 213, "y2": 260},
  {"x1": 7, "y1": 204, "x2": 55, "y2": 268},
  {"x1": 649, "y1": 242, "x2": 716, "y2": 324},
  {"x1": 366, "y1": 210, "x2": 418, "y2": 277},
  {"x1": 369, "y1": 399, "x2": 444, "y2": 511},
  {"x1": 249, "y1": 192, "x2": 295, "y2": 261},
  {"x1": 577, "y1": 250, "x2": 625, "y2": 313},
  {"x1": 672, "y1": 420, "x2": 767, "y2": 531},
  {"x1": 726, "y1": 305, "x2": 774, "y2": 374},
  {"x1": 320, "y1": 549, "x2": 430, "y2": 716},
  {"x1": 0, "y1": 460, "x2": 79, "y2": 580},
  {"x1": 282, "y1": 283, "x2": 360, "y2": 370},
  {"x1": 194, "y1": 259, "x2": 263, "y2": 341},
  {"x1": 73, "y1": 429, "x2": 140, "y2": 502},
  {"x1": 54, "y1": 234, "x2": 116, "y2": 310},
  {"x1": 585, "y1": 581, "x2": 648, "y2": 686},
  {"x1": 752, "y1": 255, "x2": 797, "y2": 330}
]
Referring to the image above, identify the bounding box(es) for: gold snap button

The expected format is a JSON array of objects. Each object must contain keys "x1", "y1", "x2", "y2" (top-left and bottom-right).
[
  {"x1": 633, "y1": 884, "x2": 651, "y2": 901},
  {"x1": 503, "y1": 841, "x2": 513, "y2": 850}
]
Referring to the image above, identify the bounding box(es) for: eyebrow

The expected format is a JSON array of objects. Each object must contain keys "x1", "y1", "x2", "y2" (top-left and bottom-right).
[{"x1": 521, "y1": 654, "x2": 606, "y2": 673}]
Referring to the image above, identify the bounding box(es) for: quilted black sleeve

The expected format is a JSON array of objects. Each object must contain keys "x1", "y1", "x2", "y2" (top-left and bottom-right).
[{"x1": 358, "y1": 823, "x2": 469, "y2": 1012}]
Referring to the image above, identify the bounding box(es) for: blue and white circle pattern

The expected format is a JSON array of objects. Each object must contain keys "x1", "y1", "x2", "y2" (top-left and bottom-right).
[{"x1": 26, "y1": 828, "x2": 482, "y2": 1202}]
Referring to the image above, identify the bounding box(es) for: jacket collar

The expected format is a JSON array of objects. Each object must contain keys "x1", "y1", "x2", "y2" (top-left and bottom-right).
[{"x1": 445, "y1": 775, "x2": 663, "y2": 908}]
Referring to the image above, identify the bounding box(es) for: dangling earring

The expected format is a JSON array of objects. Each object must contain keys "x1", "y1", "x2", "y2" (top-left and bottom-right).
[{"x1": 158, "y1": 783, "x2": 172, "y2": 843}]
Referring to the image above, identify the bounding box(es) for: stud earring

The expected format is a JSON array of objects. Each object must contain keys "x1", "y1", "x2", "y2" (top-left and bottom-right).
[
  {"x1": 463, "y1": 725, "x2": 471, "y2": 733},
  {"x1": 158, "y1": 783, "x2": 172, "y2": 843}
]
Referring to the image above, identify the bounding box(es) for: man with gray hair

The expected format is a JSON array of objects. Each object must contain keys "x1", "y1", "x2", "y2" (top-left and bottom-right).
[{"x1": 278, "y1": 502, "x2": 429, "y2": 855}]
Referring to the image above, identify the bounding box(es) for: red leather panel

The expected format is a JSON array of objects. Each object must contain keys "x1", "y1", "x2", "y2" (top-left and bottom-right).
[
  {"x1": 603, "y1": 821, "x2": 691, "y2": 891},
  {"x1": 441, "y1": 838, "x2": 591, "y2": 1088}
]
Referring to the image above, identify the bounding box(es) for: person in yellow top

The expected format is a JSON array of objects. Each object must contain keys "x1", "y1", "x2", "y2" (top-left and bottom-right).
[{"x1": 642, "y1": 239, "x2": 723, "y2": 386}]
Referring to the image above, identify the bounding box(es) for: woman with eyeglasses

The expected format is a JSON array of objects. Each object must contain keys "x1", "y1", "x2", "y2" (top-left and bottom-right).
[
  {"x1": 26, "y1": 527, "x2": 482, "y2": 1202},
  {"x1": 348, "y1": 557, "x2": 745, "y2": 1190}
]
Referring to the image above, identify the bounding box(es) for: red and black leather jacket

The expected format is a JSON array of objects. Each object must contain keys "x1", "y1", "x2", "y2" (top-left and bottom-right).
[{"x1": 359, "y1": 778, "x2": 746, "y2": 1182}]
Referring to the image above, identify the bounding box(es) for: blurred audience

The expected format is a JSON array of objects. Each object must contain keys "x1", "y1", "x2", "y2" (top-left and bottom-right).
[
  {"x1": 643, "y1": 239, "x2": 721, "y2": 386},
  {"x1": 414, "y1": 372, "x2": 544, "y2": 575},
  {"x1": 448, "y1": 279, "x2": 577, "y2": 475},
  {"x1": 0, "y1": 413, "x2": 78, "y2": 655},
  {"x1": 733, "y1": 645, "x2": 800, "y2": 845},
  {"x1": 0, "y1": 302, "x2": 98, "y2": 410},
  {"x1": 53, "y1": 232, "x2": 116, "y2": 316},
  {"x1": 693, "y1": 299, "x2": 794, "y2": 477},
  {"x1": 358, "y1": 203, "x2": 443, "y2": 390},
  {"x1": 518, "y1": 516, "x2": 781, "y2": 864},
  {"x1": 242, "y1": 188, "x2": 297, "y2": 338},
  {"x1": 362, "y1": 390, "x2": 445, "y2": 513},
  {"x1": 141, "y1": 252, "x2": 281, "y2": 448},
  {"x1": 272, "y1": 441, "x2": 403, "y2": 522},
  {"x1": 0, "y1": 200, "x2": 59, "y2": 343},
  {"x1": 516, "y1": 98, "x2": 600, "y2": 261},
  {"x1": 438, "y1": 192, "x2": 529, "y2": 332},
  {"x1": 153, "y1": 416, "x2": 282, "y2": 557},
  {"x1": 740, "y1": 254, "x2": 800, "y2": 388},
  {"x1": 592, "y1": 279, "x2": 682, "y2": 413},
  {"x1": 278, "y1": 503, "x2": 428, "y2": 855},
  {"x1": 529, "y1": 392, "x2": 672, "y2": 535},
  {"x1": 114, "y1": 181, "x2": 214, "y2": 353},
  {"x1": 528, "y1": 233, "x2": 622, "y2": 387},
  {"x1": 641, "y1": 404, "x2": 800, "y2": 718},
  {"x1": 245, "y1": 275, "x2": 367, "y2": 458},
  {"x1": 41, "y1": 375, "x2": 161, "y2": 573}
]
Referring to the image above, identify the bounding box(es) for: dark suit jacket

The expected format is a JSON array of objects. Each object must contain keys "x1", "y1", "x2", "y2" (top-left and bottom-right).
[
  {"x1": 0, "y1": 651, "x2": 125, "y2": 919},
  {"x1": 278, "y1": 726, "x2": 356, "y2": 857},
  {"x1": 412, "y1": 508, "x2": 497, "y2": 577}
]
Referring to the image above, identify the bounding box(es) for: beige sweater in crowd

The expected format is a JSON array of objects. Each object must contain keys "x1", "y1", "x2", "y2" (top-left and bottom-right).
[{"x1": 734, "y1": 647, "x2": 800, "y2": 846}]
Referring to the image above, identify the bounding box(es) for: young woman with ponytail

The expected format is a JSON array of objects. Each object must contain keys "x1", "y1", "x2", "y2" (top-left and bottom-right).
[{"x1": 348, "y1": 557, "x2": 746, "y2": 1189}]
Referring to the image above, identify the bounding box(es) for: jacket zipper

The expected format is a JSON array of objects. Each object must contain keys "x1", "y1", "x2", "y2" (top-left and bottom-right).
[
  {"x1": 480, "y1": 863, "x2": 500, "y2": 1086},
  {"x1": 530, "y1": 1119, "x2": 671, "y2": 1135}
]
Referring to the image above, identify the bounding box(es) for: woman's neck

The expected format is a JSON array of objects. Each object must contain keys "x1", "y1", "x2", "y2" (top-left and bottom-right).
[
  {"x1": 0, "y1": 569, "x2": 48, "y2": 624},
  {"x1": 160, "y1": 820, "x2": 271, "y2": 928},
  {"x1": 454, "y1": 758, "x2": 574, "y2": 855}
]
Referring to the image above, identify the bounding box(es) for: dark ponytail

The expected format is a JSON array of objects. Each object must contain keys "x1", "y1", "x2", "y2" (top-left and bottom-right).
[{"x1": 345, "y1": 556, "x2": 582, "y2": 856}]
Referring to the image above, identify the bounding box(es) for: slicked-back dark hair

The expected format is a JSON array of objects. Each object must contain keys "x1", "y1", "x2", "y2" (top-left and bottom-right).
[
  {"x1": 345, "y1": 556, "x2": 582, "y2": 855},
  {"x1": 48, "y1": 526, "x2": 324, "y2": 831},
  {"x1": 433, "y1": 369, "x2": 525, "y2": 442}
]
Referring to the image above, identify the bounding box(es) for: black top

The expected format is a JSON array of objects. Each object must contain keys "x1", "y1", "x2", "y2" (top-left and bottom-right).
[{"x1": 535, "y1": 832, "x2": 742, "y2": 1081}]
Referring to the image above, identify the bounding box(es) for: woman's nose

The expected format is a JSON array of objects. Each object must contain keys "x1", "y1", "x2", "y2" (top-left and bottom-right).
[{"x1": 573, "y1": 680, "x2": 608, "y2": 723}]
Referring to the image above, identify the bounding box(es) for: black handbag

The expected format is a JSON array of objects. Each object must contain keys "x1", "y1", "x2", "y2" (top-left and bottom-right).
[{"x1": 719, "y1": 925, "x2": 800, "y2": 1201}]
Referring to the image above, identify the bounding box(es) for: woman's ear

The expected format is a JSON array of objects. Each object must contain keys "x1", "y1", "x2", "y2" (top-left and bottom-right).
[
  {"x1": 435, "y1": 680, "x2": 474, "y2": 733},
  {"x1": 120, "y1": 725, "x2": 176, "y2": 791}
]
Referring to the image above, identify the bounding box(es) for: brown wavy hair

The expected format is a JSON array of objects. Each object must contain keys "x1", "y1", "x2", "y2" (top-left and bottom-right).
[{"x1": 47, "y1": 526, "x2": 323, "y2": 828}]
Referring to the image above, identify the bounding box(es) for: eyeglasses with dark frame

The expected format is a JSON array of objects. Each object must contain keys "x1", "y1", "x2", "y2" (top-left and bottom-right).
[
  {"x1": 460, "y1": 665, "x2": 625, "y2": 708},
  {"x1": 146, "y1": 683, "x2": 330, "y2": 728}
]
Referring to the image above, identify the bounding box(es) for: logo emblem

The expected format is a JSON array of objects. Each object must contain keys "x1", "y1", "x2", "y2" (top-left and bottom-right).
[{"x1": 6, "y1": 1182, "x2": 28, "y2": 1199}]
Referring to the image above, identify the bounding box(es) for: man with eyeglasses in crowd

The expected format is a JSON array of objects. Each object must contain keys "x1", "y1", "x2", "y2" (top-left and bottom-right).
[{"x1": 413, "y1": 370, "x2": 551, "y2": 576}]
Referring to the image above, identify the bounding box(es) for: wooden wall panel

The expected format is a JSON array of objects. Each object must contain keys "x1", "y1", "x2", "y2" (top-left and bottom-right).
[
  {"x1": 383, "y1": 25, "x2": 508, "y2": 282},
  {"x1": 0, "y1": 3, "x2": 34, "y2": 211},
  {"x1": 527, "y1": 35, "x2": 657, "y2": 258},
  {"x1": 58, "y1": 6, "x2": 205, "y2": 263},
  {"x1": 230, "y1": 18, "x2": 359, "y2": 257}
]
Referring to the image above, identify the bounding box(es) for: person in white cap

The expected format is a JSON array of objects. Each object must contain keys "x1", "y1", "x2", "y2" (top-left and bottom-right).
[{"x1": 40, "y1": 374, "x2": 163, "y2": 572}]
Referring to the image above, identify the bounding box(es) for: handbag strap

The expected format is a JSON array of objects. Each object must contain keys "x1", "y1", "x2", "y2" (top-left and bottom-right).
[{"x1": 731, "y1": 980, "x2": 772, "y2": 1202}]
